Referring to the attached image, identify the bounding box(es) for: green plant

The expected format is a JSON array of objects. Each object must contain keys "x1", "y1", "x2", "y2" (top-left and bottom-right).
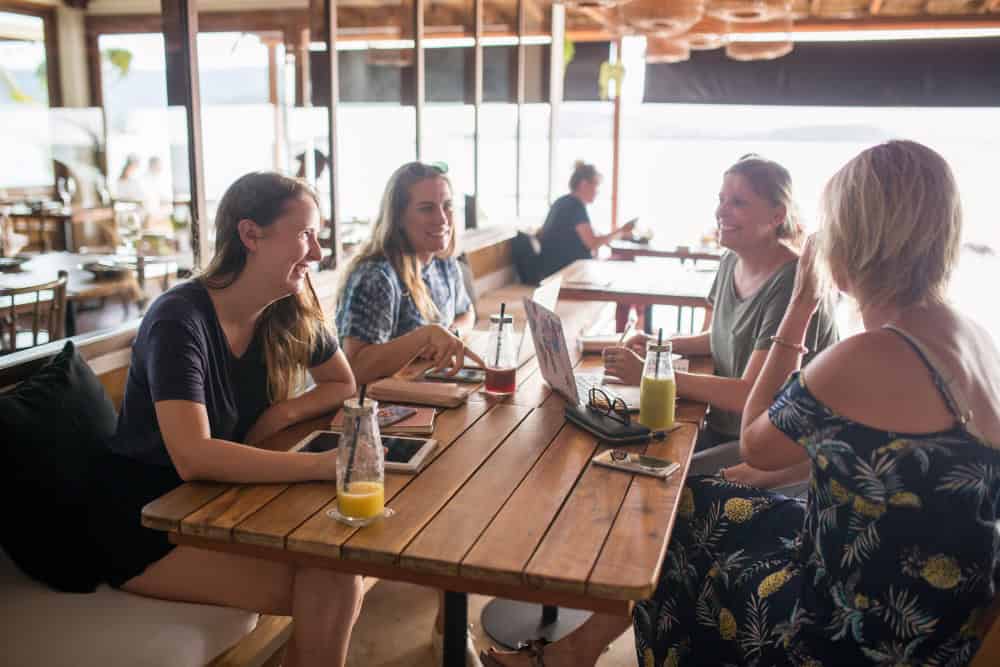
[{"x1": 102, "y1": 48, "x2": 133, "y2": 81}]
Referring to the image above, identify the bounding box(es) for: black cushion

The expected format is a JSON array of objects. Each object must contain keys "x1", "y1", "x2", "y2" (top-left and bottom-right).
[
  {"x1": 512, "y1": 231, "x2": 544, "y2": 285},
  {"x1": 0, "y1": 340, "x2": 117, "y2": 592}
]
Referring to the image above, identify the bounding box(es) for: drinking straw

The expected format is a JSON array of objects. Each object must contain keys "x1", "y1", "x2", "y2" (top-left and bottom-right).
[
  {"x1": 343, "y1": 384, "x2": 367, "y2": 486},
  {"x1": 655, "y1": 328, "x2": 663, "y2": 379},
  {"x1": 495, "y1": 303, "x2": 506, "y2": 367}
]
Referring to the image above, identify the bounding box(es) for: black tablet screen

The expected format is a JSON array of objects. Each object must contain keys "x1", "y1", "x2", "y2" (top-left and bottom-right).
[{"x1": 300, "y1": 432, "x2": 425, "y2": 464}]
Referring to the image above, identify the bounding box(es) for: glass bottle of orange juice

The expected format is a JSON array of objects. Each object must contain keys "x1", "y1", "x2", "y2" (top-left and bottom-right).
[
  {"x1": 334, "y1": 397, "x2": 386, "y2": 526},
  {"x1": 639, "y1": 340, "x2": 676, "y2": 430}
]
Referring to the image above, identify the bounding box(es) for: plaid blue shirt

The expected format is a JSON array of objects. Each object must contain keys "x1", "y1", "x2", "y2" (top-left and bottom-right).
[{"x1": 335, "y1": 257, "x2": 471, "y2": 345}]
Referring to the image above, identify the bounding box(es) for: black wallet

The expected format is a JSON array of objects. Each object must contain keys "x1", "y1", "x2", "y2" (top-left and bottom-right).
[{"x1": 564, "y1": 404, "x2": 652, "y2": 444}]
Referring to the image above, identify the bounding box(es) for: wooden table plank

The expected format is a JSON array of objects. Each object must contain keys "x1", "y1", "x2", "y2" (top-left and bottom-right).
[
  {"x1": 341, "y1": 404, "x2": 532, "y2": 566},
  {"x1": 587, "y1": 423, "x2": 699, "y2": 600},
  {"x1": 521, "y1": 435, "x2": 633, "y2": 595},
  {"x1": 287, "y1": 400, "x2": 493, "y2": 558},
  {"x1": 141, "y1": 482, "x2": 230, "y2": 532},
  {"x1": 400, "y1": 406, "x2": 566, "y2": 576},
  {"x1": 460, "y1": 421, "x2": 600, "y2": 587},
  {"x1": 180, "y1": 484, "x2": 289, "y2": 541},
  {"x1": 233, "y1": 482, "x2": 337, "y2": 548}
]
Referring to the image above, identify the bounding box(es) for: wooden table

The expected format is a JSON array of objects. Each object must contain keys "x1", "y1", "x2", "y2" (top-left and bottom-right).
[
  {"x1": 556, "y1": 259, "x2": 717, "y2": 334},
  {"x1": 0, "y1": 252, "x2": 177, "y2": 335},
  {"x1": 610, "y1": 241, "x2": 723, "y2": 264},
  {"x1": 142, "y1": 352, "x2": 711, "y2": 666}
]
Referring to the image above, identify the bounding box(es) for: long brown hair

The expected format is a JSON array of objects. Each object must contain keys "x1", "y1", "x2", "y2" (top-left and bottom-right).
[
  {"x1": 338, "y1": 162, "x2": 457, "y2": 322},
  {"x1": 200, "y1": 171, "x2": 328, "y2": 402}
]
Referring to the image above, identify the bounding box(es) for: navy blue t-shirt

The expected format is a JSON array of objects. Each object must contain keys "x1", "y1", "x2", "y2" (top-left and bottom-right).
[
  {"x1": 538, "y1": 194, "x2": 592, "y2": 278},
  {"x1": 108, "y1": 280, "x2": 338, "y2": 468}
]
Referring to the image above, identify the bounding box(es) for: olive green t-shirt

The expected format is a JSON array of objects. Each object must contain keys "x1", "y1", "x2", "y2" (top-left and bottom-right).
[{"x1": 707, "y1": 251, "x2": 839, "y2": 438}]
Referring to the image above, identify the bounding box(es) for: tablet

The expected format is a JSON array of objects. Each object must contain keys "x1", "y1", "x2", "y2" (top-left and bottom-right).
[{"x1": 293, "y1": 431, "x2": 438, "y2": 474}]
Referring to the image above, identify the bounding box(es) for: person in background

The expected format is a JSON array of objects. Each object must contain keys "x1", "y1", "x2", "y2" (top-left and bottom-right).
[
  {"x1": 485, "y1": 139, "x2": 1000, "y2": 667},
  {"x1": 335, "y1": 161, "x2": 484, "y2": 666},
  {"x1": 537, "y1": 160, "x2": 636, "y2": 278},
  {"x1": 115, "y1": 154, "x2": 145, "y2": 203},
  {"x1": 91, "y1": 172, "x2": 364, "y2": 667},
  {"x1": 604, "y1": 154, "x2": 838, "y2": 489},
  {"x1": 295, "y1": 149, "x2": 330, "y2": 182}
]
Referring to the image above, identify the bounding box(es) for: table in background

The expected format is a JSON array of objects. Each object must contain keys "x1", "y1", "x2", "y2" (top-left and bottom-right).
[
  {"x1": 610, "y1": 241, "x2": 723, "y2": 265},
  {"x1": 143, "y1": 352, "x2": 712, "y2": 667},
  {"x1": 556, "y1": 259, "x2": 716, "y2": 334},
  {"x1": 0, "y1": 252, "x2": 177, "y2": 335}
]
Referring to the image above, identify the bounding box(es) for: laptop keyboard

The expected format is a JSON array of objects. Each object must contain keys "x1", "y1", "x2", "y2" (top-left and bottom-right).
[{"x1": 575, "y1": 374, "x2": 626, "y2": 404}]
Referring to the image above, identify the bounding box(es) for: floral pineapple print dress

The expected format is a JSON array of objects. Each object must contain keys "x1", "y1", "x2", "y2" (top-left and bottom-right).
[{"x1": 633, "y1": 330, "x2": 1000, "y2": 667}]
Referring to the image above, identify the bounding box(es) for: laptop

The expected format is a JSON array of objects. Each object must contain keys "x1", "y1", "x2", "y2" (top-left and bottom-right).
[
  {"x1": 522, "y1": 296, "x2": 641, "y2": 410},
  {"x1": 469, "y1": 276, "x2": 562, "y2": 367}
]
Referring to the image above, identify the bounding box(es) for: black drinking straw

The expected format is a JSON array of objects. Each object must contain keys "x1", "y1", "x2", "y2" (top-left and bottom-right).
[
  {"x1": 495, "y1": 303, "x2": 507, "y2": 367},
  {"x1": 343, "y1": 384, "x2": 367, "y2": 486},
  {"x1": 655, "y1": 328, "x2": 663, "y2": 379}
]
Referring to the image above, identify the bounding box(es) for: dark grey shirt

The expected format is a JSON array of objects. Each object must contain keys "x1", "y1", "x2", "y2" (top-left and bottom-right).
[
  {"x1": 707, "y1": 251, "x2": 838, "y2": 438},
  {"x1": 109, "y1": 280, "x2": 338, "y2": 467}
]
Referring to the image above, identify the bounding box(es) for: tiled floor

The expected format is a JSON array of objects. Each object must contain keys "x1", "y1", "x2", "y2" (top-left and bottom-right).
[{"x1": 347, "y1": 579, "x2": 637, "y2": 666}]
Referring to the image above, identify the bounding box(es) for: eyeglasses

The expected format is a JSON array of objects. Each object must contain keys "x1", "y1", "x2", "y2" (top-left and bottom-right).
[{"x1": 588, "y1": 387, "x2": 630, "y2": 426}]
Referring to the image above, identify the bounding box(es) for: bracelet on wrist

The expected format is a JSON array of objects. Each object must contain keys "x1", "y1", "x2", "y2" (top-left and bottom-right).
[{"x1": 770, "y1": 335, "x2": 809, "y2": 355}]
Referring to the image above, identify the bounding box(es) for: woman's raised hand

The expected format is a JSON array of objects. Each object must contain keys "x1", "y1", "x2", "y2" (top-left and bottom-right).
[
  {"x1": 790, "y1": 234, "x2": 822, "y2": 313},
  {"x1": 423, "y1": 324, "x2": 484, "y2": 375}
]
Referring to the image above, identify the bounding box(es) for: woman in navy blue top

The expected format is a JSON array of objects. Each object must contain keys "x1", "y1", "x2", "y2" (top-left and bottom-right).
[
  {"x1": 537, "y1": 161, "x2": 636, "y2": 278},
  {"x1": 98, "y1": 172, "x2": 363, "y2": 667},
  {"x1": 336, "y1": 161, "x2": 483, "y2": 385}
]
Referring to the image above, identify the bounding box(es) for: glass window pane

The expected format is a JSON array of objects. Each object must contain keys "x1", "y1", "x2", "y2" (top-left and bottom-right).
[{"x1": 0, "y1": 12, "x2": 48, "y2": 107}]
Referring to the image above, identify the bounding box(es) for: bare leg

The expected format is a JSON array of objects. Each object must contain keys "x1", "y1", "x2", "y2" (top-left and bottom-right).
[
  {"x1": 483, "y1": 613, "x2": 632, "y2": 667},
  {"x1": 124, "y1": 546, "x2": 363, "y2": 667}
]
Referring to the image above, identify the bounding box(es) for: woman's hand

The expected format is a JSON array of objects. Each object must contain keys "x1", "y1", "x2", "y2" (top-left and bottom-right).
[
  {"x1": 422, "y1": 324, "x2": 485, "y2": 374},
  {"x1": 602, "y1": 345, "x2": 645, "y2": 386},
  {"x1": 623, "y1": 331, "x2": 652, "y2": 357},
  {"x1": 790, "y1": 234, "x2": 822, "y2": 314}
]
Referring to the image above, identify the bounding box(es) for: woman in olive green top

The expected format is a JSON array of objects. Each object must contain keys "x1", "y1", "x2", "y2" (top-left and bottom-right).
[{"x1": 604, "y1": 154, "x2": 838, "y2": 487}]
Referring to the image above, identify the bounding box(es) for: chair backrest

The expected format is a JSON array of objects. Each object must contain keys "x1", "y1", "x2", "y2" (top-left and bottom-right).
[{"x1": 0, "y1": 270, "x2": 69, "y2": 353}]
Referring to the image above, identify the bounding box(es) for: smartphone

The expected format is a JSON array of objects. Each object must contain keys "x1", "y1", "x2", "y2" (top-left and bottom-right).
[
  {"x1": 294, "y1": 431, "x2": 438, "y2": 474},
  {"x1": 423, "y1": 367, "x2": 486, "y2": 384},
  {"x1": 592, "y1": 449, "x2": 680, "y2": 479}
]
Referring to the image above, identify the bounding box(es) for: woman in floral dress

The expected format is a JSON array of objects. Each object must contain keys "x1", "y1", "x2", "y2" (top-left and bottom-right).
[
  {"x1": 483, "y1": 141, "x2": 1000, "y2": 667},
  {"x1": 633, "y1": 140, "x2": 1000, "y2": 666}
]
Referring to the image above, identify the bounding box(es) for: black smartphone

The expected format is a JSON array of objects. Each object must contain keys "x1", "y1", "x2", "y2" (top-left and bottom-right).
[{"x1": 423, "y1": 367, "x2": 486, "y2": 384}]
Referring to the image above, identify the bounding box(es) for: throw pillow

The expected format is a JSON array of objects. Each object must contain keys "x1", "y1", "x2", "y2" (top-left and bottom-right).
[{"x1": 0, "y1": 340, "x2": 117, "y2": 592}]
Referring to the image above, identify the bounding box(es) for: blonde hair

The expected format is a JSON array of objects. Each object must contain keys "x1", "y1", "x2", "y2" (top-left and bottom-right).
[
  {"x1": 818, "y1": 140, "x2": 962, "y2": 310},
  {"x1": 200, "y1": 172, "x2": 328, "y2": 402},
  {"x1": 725, "y1": 154, "x2": 803, "y2": 246},
  {"x1": 338, "y1": 162, "x2": 457, "y2": 322},
  {"x1": 569, "y1": 160, "x2": 600, "y2": 191}
]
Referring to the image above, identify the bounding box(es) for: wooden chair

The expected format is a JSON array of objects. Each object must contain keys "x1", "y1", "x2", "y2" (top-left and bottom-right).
[{"x1": 0, "y1": 270, "x2": 68, "y2": 353}]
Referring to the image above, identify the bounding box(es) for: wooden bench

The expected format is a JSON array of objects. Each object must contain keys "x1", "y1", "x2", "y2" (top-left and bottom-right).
[{"x1": 0, "y1": 322, "x2": 292, "y2": 667}]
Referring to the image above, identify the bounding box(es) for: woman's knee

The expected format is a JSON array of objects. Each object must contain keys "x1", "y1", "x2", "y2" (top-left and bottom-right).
[{"x1": 296, "y1": 567, "x2": 364, "y2": 605}]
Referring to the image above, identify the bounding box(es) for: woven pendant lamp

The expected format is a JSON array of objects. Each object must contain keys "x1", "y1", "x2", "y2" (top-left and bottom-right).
[
  {"x1": 925, "y1": 0, "x2": 982, "y2": 13},
  {"x1": 812, "y1": 0, "x2": 868, "y2": 18},
  {"x1": 724, "y1": 16, "x2": 793, "y2": 60},
  {"x1": 879, "y1": 0, "x2": 927, "y2": 15},
  {"x1": 645, "y1": 35, "x2": 692, "y2": 62},
  {"x1": 707, "y1": 0, "x2": 791, "y2": 22},
  {"x1": 682, "y1": 17, "x2": 729, "y2": 50},
  {"x1": 625, "y1": 0, "x2": 705, "y2": 38}
]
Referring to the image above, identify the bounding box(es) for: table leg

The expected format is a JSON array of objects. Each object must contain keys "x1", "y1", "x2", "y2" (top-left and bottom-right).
[
  {"x1": 443, "y1": 590, "x2": 468, "y2": 667},
  {"x1": 615, "y1": 303, "x2": 630, "y2": 332},
  {"x1": 481, "y1": 599, "x2": 591, "y2": 650},
  {"x1": 65, "y1": 300, "x2": 77, "y2": 337}
]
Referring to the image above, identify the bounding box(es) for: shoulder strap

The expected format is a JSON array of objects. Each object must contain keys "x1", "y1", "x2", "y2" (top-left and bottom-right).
[{"x1": 883, "y1": 324, "x2": 975, "y2": 430}]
